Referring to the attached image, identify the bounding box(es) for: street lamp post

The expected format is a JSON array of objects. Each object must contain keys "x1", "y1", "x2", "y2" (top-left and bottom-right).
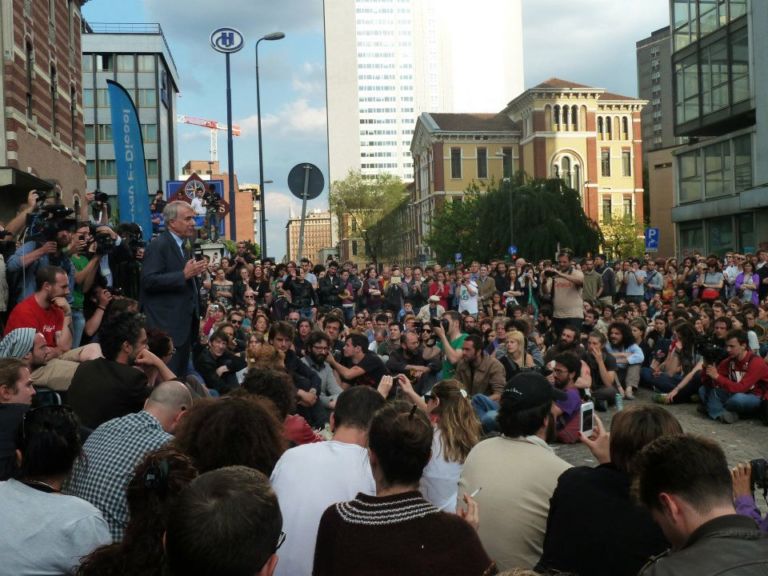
[{"x1": 255, "y1": 31, "x2": 285, "y2": 258}]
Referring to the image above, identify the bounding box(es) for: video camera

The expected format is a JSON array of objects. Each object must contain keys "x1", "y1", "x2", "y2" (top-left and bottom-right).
[
  {"x1": 88, "y1": 226, "x2": 116, "y2": 256},
  {"x1": 26, "y1": 203, "x2": 76, "y2": 244},
  {"x1": 695, "y1": 336, "x2": 728, "y2": 365}
]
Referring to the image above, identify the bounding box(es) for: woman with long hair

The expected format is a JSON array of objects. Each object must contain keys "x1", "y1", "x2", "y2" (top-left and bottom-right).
[
  {"x1": 76, "y1": 448, "x2": 198, "y2": 576},
  {"x1": 0, "y1": 406, "x2": 111, "y2": 574},
  {"x1": 697, "y1": 256, "x2": 724, "y2": 302},
  {"x1": 398, "y1": 378, "x2": 482, "y2": 512},
  {"x1": 429, "y1": 271, "x2": 451, "y2": 310},
  {"x1": 735, "y1": 260, "x2": 760, "y2": 306},
  {"x1": 313, "y1": 401, "x2": 494, "y2": 576}
]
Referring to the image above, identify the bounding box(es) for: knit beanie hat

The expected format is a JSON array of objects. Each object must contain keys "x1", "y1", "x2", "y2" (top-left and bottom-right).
[{"x1": 0, "y1": 328, "x2": 37, "y2": 359}]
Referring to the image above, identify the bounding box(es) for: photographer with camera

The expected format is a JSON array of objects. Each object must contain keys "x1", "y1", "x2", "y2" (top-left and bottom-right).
[
  {"x1": 432, "y1": 310, "x2": 467, "y2": 380},
  {"x1": 731, "y1": 460, "x2": 768, "y2": 533},
  {"x1": 202, "y1": 184, "x2": 221, "y2": 242},
  {"x1": 540, "y1": 250, "x2": 584, "y2": 337},
  {"x1": 87, "y1": 190, "x2": 110, "y2": 226},
  {"x1": 699, "y1": 328, "x2": 768, "y2": 424}
]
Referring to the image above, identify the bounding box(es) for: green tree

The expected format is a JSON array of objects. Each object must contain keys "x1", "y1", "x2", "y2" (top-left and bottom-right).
[
  {"x1": 426, "y1": 175, "x2": 602, "y2": 263},
  {"x1": 600, "y1": 216, "x2": 645, "y2": 260},
  {"x1": 329, "y1": 170, "x2": 408, "y2": 265}
]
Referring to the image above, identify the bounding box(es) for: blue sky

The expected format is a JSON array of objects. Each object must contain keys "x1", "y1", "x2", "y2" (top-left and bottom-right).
[{"x1": 82, "y1": 0, "x2": 669, "y2": 259}]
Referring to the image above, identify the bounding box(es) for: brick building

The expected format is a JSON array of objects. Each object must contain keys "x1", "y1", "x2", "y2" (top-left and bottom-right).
[{"x1": 0, "y1": 0, "x2": 87, "y2": 220}]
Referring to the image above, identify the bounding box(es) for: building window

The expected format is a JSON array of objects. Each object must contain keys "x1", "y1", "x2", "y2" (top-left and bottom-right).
[
  {"x1": 601, "y1": 149, "x2": 611, "y2": 177},
  {"x1": 679, "y1": 221, "x2": 704, "y2": 255},
  {"x1": 96, "y1": 89, "x2": 110, "y2": 108},
  {"x1": 553, "y1": 105, "x2": 560, "y2": 128},
  {"x1": 85, "y1": 160, "x2": 96, "y2": 178},
  {"x1": 704, "y1": 141, "x2": 731, "y2": 199},
  {"x1": 352, "y1": 240, "x2": 358, "y2": 256},
  {"x1": 731, "y1": 27, "x2": 749, "y2": 104},
  {"x1": 573, "y1": 164, "x2": 580, "y2": 191},
  {"x1": 97, "y1": 124, "x2": 113, "y2": 142},
  {"x1": 571, "y1": 105, "x2": 578, "y2": 130},
  {"x1": 502, "y1": 147, "x2": 513, "y2": 178},
  {"x1": 50, "y1": 66, "x2": 58, "y2": 136},
  {"x1": 70, "y1": 86, "x2": 77, "y2": 146},
  {"x1": 450, "y1": 147, "x2": 461, "y2": 179},
  {"x1": 476, "y1": 147, "x2": 487, "y2": 179},
  {"x1": 137, "y1": 55, "x2": 155, "y2": 72},
  {"x1": 597, "y1": 116, "x2": 604, "y2": 139},
  {"x1": 678, "y1": 150, "x2": 701, "y2": 203},
  {"x1": 673, "y1": 0, "x2": 697, "y2": 51},
  {"x1": 602, "y1": 197, "x2": 612, "y2": 222},
  {"x1": 83, "y1": 89, "x2": 94, "y2": 107},
  {"x1": 84, "y1": 124, "x2": 95, "y2": 143},
  {"x1": 137, "y1": 89, "x2": 157, "y2": 108},
  {"x1": 733, "y1": 134, "x2": 752, "y2": 192},
  {"x1": 146, "y1": 159, "x2": 158, "y2": 177},
  {"x1": 621, "y1": 116, "x2": 629, "y2": 139},
  {"x1": 141, "y1": 124, "x2": 158, "y2": 143},
  {"x1": 96, "y1": 54, "x2": 114, "y2": 72},
  {"x1": 702, "y1": 37, "x2": 729, "y2": 115},
  {"x1": 623, "y1": 197, "x2": 633, "y2": 217},
  {"x1": 707, "y1": 217, "x2": 734, "y2": 256},
  {"x1": 82, "y1": 54, "x2": 93, "y2": 73},
  {"x1": 737, "y1": 213, "x2": 755, "y2": 252},
  {"x1": 622, "y1": 150, "x2": 631, "y2": 176},
  {"x1": 25, "y1": 42, "x2": 33, "y2": 118},
  {"x1": 675, "y1": 54, "x2": 699, "y2": 124},
  {"x1": 99, "y1": 159, "x2": 117, "y2": 177},
  {"x1": 117, "y1": 55, "x2": 135, "y2": 72},
  {"x1": 561, "y1": 156, "x2": 571, "y2": 188}
]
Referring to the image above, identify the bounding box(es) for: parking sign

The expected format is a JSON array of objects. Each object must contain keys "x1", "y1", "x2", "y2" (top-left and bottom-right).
[{"x1": 645, "y1": 228, "x2": 659, "y2": 252}]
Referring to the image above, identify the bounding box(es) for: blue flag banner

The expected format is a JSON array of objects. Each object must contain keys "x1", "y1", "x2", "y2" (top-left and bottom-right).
[{"x1": 107, "y1": 80, "x2": 151, "y2": 237}]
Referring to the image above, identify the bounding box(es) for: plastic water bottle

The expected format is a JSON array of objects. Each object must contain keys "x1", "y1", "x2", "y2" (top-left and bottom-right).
[{"x1": 615, "y1": 392, "x2": 624, "y2": 412}]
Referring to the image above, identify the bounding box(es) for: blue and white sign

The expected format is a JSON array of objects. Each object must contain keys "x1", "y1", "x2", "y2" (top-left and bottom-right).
[
  {"x1": 645, "y1": 227, "x2": 660, "y2": 252},
  {"x1": 455, "y1": 252, "x2": 463, "y2": 262},
  {"x1": 508, "y1": 245, "x2": 518, "y2": 256},
  {"x1": 210, "y1": 27, "x2": 244, "y2": 53}
]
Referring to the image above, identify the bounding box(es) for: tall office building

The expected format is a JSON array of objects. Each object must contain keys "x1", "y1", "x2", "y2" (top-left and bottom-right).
[
  {"x1": 285, "y1": 209, "x2": 333, "y2": 263},
  {"x1": 324, "y1": 0, "x2": 524, "y2": 184},
  {"x1": 668, "y1": 0, "x2": 767, "y2": 255},
  {"x1": 81, "y1": 23, "x2": 180, "y2": 201}
]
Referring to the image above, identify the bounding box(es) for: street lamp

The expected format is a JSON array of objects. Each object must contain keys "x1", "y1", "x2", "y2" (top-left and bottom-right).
[{"x1": 255, "y1": 31, "x2": 285, "y2": 258}]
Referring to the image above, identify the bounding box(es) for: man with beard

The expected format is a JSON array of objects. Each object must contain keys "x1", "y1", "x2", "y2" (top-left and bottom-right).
[
  {"x1": 606, "y1": 321, "x2": 645, "y2": 400},
  {"x1": 318, "y1": 261, "x2": 343, "y2": 310},
  {"x1": 327, "y1": 332, "x2": 388, "y2": 389},
  {"x1": 301, "y1": 331, "x2": 343, "y2": 424},
  {"x1": 68, "y1": 312, "x2": 175, "y2": 429},
  {"x1": 544, "y1": 324, "x2": 584, "y2": 364},
  {"x1": 541, "y1": 250, "x2": 584, "y2": 336},
  {"x1": 385, "y1": 331, "x2": 441, "y2": 394}
]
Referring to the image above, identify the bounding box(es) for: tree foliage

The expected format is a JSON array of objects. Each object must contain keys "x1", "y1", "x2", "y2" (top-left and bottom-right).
[
  {"x1": 329, "y1": 170, "x2": 408, "y2": 264},
  {"x1": 426, "y1": 175, "x2": 602, "y2": 263},
  {"x1": 600, "y1": 216, "x2": 645, "y2": 260}
]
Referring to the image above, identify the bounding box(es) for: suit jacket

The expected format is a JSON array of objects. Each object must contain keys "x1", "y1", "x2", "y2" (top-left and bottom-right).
[{"x1": 140, "y1": 231, "x2": 200, "y2": 346}]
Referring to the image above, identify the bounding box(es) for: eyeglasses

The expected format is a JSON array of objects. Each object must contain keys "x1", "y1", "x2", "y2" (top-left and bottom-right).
[
  {"x1": 275, "y1": 531, "x2": 286, "y2": 552},
  {"x1": 231, "y1": 320, "x2": 243, "y2": 325}
]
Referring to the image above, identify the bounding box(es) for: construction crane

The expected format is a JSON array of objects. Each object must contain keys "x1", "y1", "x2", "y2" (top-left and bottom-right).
[{"x1": 176, "y1": 115, "x2": 242, "y2": 162}]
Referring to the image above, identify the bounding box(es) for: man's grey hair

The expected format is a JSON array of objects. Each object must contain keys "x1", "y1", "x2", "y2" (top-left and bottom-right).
[{"x1": 163, "y1": 200, "x2": 191, "y2": 223}]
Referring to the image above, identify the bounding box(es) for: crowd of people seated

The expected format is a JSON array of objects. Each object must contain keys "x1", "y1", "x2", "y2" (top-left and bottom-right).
[{"x1": 0, "y1": 188, "x2": 766, "y2": 574}]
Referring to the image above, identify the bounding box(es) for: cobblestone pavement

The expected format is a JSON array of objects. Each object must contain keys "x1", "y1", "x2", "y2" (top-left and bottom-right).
[{"x1": 553, "y1": 388, "x2": 768, "y2": 468}]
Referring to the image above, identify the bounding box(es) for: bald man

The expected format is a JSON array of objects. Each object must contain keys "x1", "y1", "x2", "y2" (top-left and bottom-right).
[{"x1": 65, "y1": 381, "x2": 192, "y2": 541}]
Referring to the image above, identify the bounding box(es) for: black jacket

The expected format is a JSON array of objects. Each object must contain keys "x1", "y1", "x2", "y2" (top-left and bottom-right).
[
  {"x1": 537, "y1": 464, "x2": 668, "y2": 576},
  {"x1": 318, "y1": 274, "x2": 343, "y2": 308}
]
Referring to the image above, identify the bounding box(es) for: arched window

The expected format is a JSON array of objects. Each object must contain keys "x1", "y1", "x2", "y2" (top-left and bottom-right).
[
  {"x1": 562, "y1": 105, "x2": 569, "y2": 130},
  {"x1": 562, "y1": 156, "x2": 571, "y2": 187},
  {"x1": 571, "y1": 105, "x2": 578, "y2": 130},
  {"x1": 597, "y1": 116, "x2": 604, "y2": 139},
  {"x1": 605, "y1": 116, "x2": 612, "y2": 140},
  {"x1": 622, "y1": 116, "x2": 629, "y2": 139},
  {"x1": 554, "y1": 105, "x2": 560, "y2": 128},
  {"x1": 614, "y1": 116, "x2": 621, "y2": 140},
  {"x1": 544, "y1": 105, "x2": 552, "y2": 131},
  {"x1": 573, "y1": 164, "x2": 581, "y2": 191}
]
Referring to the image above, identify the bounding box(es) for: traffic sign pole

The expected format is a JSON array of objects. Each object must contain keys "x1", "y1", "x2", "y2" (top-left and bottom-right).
[{"x1": 297, "y1": 165, "x2": 311, "y2": 261}]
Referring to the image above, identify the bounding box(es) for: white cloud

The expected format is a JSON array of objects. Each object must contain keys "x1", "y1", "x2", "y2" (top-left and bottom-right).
[
  {"x1": 239, "y1": 98, "x2": 327, "y2": 139},
  {"x1": 291, "y1": 62, "x2": 325, "y2": 96}
]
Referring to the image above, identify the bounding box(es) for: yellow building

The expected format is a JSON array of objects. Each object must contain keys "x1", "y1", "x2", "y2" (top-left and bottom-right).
[
  {"x1": 409, "y1": 78, "x2": 647, "y2": 260},
  {"x1": 504, "y1": 78, "x2": 646, "y2": 225},
  {"x1": 410, "y1": 113, "x2": 520, "y2": 262},
  {"x1": 285, "y1": 209, "x2": 333, "y2": 263}
]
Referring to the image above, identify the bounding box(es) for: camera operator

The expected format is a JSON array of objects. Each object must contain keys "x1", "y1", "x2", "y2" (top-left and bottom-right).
[
  {"x1": 87, "y1": 190, "x2": 110, "y2": 226},
  {"x1": 540, "y1": 250, "x2": 584, "y2": 337},
  {"x1": 202, "y1": 185, "x2": 221, "y2": 242},
  {"x1": 731, "y1": 461, "x2": 768, "y2": 533},
  {"x1": 7, "y1": 197, "x2": 76, "y2": 305},
  {"x1": 700, "y1": 328, "x2": 768, "y2": 424}
]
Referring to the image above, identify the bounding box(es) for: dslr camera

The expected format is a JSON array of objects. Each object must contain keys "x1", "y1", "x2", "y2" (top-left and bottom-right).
[{"x1": 696, "y1": 336, "x2": 728, "y2": 365}]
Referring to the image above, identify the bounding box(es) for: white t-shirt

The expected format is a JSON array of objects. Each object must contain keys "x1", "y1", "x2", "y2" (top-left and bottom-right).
[
  {"x1": 0, "y1": 479, "x2": 111, "y2": 574},
  {"x1": 458, "y1": 280, "x2": 479, "y2": 315},
  {"x1": 270, "y1": 440, "x2": 376, "y2": 576},
  {"x1": 420, "y1": 427, "x2": 463, "y2": 513},
  {"x1": 190, "y1": 196, "x2": 206, "y2": 216}
]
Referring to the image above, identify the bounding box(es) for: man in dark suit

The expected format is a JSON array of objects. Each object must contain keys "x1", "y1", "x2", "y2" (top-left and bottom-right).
[{"x1": 140, "y1": 201, "x2": 207, "y2": 377}]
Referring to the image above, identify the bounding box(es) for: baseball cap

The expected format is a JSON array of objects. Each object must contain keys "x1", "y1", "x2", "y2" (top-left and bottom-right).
[{"x1": 501, "y1": 372, "x2": 567, "y2": 410}]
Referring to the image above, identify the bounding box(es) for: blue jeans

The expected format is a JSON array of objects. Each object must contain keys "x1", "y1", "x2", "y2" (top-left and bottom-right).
[
  {"x1": 699, "y1": 386, "x2": 762, "y2": 419},
  {"x1": 471, "y1": 394, "x2": 499, "y2": 433},
  {"x1": 71, "y1": 310, "x2": 85, "y2": 349},
  {"x1": 640, "y1": 366, "x2": 681, "y2": 393},
  {"x1": 298, "y1": 307, "x2": 314, "y2": 320}
]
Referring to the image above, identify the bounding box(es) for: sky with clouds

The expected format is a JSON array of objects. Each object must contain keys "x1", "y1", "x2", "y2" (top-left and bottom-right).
[{"x1": 82, "y1": 0, "x2": 670, "y2": 259}]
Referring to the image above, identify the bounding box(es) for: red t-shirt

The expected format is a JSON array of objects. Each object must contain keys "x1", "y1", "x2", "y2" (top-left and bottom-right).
[{"x1": 4, "y1": 295, "x2": 64, "y2": 348}]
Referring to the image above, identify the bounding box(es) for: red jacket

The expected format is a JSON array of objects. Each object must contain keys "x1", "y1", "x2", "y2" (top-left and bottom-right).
[{"x1": 709, "y1": 351, "x2": 768, "y2": 398}]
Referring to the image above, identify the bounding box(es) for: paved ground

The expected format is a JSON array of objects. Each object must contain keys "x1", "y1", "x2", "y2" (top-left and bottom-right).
[
  {"x1": 552, "y1": 388, "x2": 768, "y2": 512},
  {"x1": 553, "y1": 388, "x2": 768, "y2": 468}
]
